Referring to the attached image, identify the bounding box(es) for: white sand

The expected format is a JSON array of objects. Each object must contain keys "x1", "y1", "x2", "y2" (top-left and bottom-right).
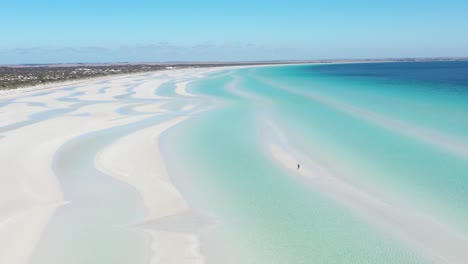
[
  {"x1": 0, "y1": 66, "x2": 230, "y2": 264},
  {"x1": 96, "y1": 116, "x2": 207, "y2": 264},
  {"x1": 74, "y1": 82, "x2": 130, "y2": 101},
  {"x1": 132, "y1": 102, "x2": 170, "y2": 114},
  {"x1": 132, "y1": 79, "x2": 170, "y2": 100},
  {"x1": 14, "y1": 89, "x2": 77, "y2": 109},
  {"x1": 175, "y1": 81, "x2": 194, "y2": 97},
  {"x1": 181, "y1": 104, "x2": 196, "y2": 111},
  {"x1": 0, "y1": 103, "x2": 45, "y2": 127},
  {"x1": 0, "y1": 103, "x2": 148, "y2": 264}
]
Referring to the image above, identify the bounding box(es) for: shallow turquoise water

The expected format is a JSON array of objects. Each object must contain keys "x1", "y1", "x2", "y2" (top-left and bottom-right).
[
  {"x1": 164, "y1": 105, "x2": 427, "y2": 264},
  {"x1": 162, "y1": 62, "x2": 468, "y2": 263},
  {"x1": 155, "y1": 81, "x2": 177, "y2": 97},
  {"x1": 251, "y1": 64, "x2": 468, "y2": 230}
]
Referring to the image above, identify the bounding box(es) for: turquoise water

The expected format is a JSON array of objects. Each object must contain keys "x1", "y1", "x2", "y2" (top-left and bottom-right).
[{"x1": 163, "y1": 62, "x2": 468, "y2": 263}]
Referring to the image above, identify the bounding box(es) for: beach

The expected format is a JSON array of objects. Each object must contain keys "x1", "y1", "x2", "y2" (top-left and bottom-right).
[
  {"x1": 0, "y1": 67, "x2": 224, "y2": 264},
  {"x1": 1, "y1": 62, "x2": 468, "y2": 264}
]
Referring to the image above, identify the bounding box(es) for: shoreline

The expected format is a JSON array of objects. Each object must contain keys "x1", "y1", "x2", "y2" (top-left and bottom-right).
[
  {"x1": 0, "y1": 61, "x2": 368, "y2": 97},
  {"x1": 0, "y1": 63, "x2": 289, "y2": 95},
  {"x1": 0, "y1": 65, "x2": 234, "y2": 264}
]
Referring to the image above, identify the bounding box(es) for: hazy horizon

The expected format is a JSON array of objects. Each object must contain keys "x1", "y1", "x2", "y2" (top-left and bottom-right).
[
  {"x1": 3, "y1": 57, "x2": 468, "y2": 67},
  {"x1": 2, "y1": 0, "x2": 468, "y2": 64}
]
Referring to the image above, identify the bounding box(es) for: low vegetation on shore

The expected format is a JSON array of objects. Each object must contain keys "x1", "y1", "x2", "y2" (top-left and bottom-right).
[{"x1": 0, "y1": 63, "x2": 225, "y2": 90}]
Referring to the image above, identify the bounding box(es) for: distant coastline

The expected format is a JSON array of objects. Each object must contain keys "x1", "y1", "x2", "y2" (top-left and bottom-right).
[{"x1": 1, "y1": 57, "x2": 467, "y2": 90}]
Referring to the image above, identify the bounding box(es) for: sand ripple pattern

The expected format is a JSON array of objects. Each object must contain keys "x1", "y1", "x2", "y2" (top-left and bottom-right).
[{"x1": 0, "y1": 68, "x2": 222, "y2": 264}]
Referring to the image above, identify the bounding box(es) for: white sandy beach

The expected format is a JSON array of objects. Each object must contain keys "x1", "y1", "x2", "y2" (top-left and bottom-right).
[{"x1": 0, "y1": 67, "x2": 227, "y2": 264}]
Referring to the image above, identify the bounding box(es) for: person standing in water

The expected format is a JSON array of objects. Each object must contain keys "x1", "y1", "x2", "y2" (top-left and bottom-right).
[{"x1": 297, "y1": 163, "x2": 300, "y2": 170}]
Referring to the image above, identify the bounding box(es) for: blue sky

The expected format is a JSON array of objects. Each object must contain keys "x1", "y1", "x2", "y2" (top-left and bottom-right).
[{"x1": 1, "y1": 0, "x2": 467, "y2": 63}]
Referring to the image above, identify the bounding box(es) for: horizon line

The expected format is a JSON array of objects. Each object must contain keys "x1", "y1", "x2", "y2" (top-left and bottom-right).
[{"x1": 2, "y1": 56, "x2": 468, "y2": 67}]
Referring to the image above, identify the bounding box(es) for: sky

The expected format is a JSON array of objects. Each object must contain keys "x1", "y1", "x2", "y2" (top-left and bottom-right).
[{"x1": 1, "y1": 0, "x2": 468, "y2": 64}]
